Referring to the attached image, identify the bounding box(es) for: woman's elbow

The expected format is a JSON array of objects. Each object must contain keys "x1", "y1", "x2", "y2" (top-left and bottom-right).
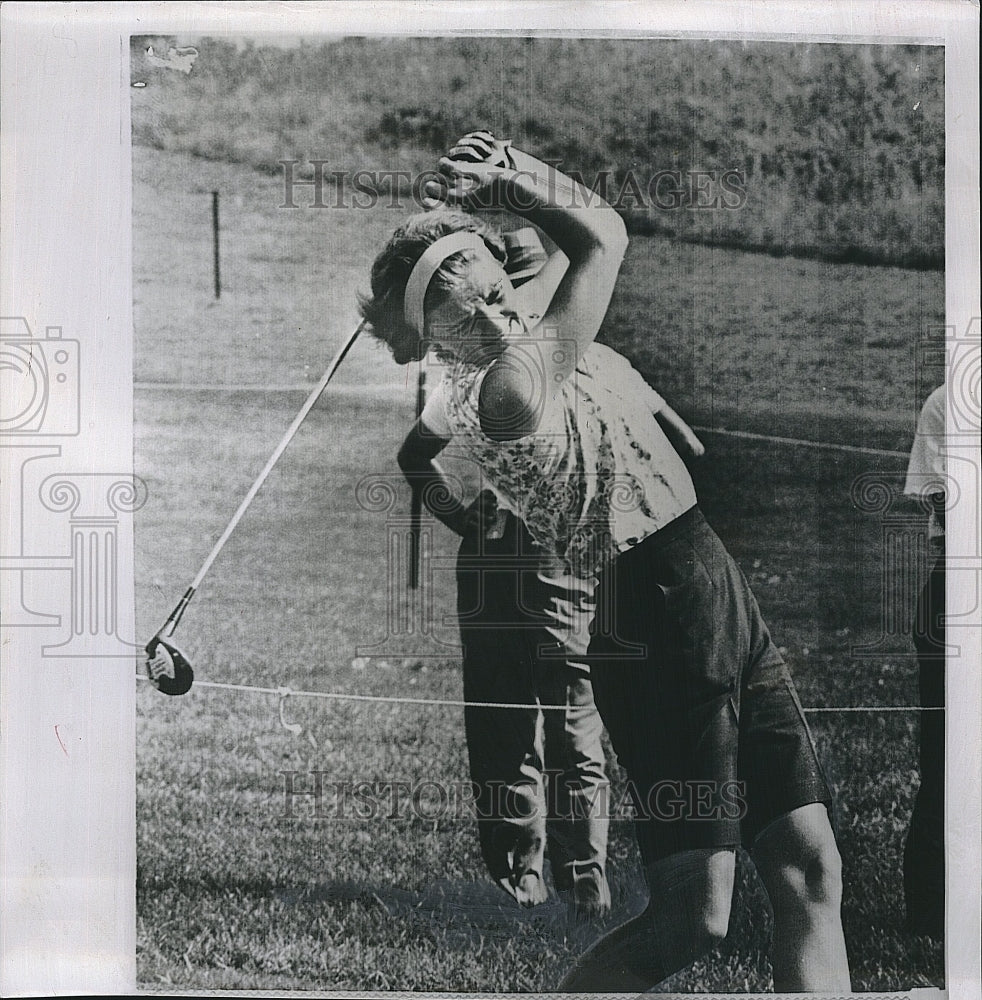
[
  {"x1": 602, "y1": 211, "x2": 629, "y2": 257},
  {"x1": 397, "y1": 440, "x2": 420, "y2": 476},
  {"x1": 583, "y1": 210, "x2": 628, "y2": 261}
]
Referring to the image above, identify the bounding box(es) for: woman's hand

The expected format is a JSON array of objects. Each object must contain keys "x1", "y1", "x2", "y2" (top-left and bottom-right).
[
  {"x1": 654, "y1": 405, "x2": 706, "y2": 459},
  {"x1": 682, "y1": 432, "x2": 706, "y2": 459},
  {"x1": 421, "y1": 154, "x2": 511, "y2": 211},
  {"x1": 421, "y1": 130, "x2": 515, "y2": 209},
  {"x1": 447, "y1": 130, "x2": 514, "y2": 168},
  {"x1": 460, "y1": 489, "x2": 501, "y2": 537}
]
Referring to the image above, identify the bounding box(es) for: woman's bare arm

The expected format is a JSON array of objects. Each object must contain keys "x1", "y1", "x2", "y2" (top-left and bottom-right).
[
  {"x1": 513, "y1": 249, "x2": 569, "y2": 322},
  {"x1": 430, "y1": 136, "x2": 628, "y2": 439}
]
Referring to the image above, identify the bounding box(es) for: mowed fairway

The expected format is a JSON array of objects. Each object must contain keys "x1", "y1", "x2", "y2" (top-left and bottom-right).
[{"x1": 134, "y1": 147, "x2": 944, "y2": 990}]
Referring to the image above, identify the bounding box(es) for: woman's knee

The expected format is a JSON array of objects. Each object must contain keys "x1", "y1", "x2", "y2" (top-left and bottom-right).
[
  {"x1": 757, "y1": 810, "x2": 843, "y2": 912},
  {"x1": 788, "y1": 842, "x2": 841, "y2": 910}
]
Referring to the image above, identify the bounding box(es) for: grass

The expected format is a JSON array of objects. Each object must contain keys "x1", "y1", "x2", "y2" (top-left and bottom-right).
[
  {"x1": 607, "y1": 237, "x2": 944, "y2": 451},
  {"x1": 130, "y1": 35, "x2": 944, "y2": 269},
  {"x1": 134, "y1": 144, "x2": 944, "y2": 990}
]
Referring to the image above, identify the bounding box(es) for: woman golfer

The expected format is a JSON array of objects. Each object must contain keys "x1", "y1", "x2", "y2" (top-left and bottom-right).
[{"x1": 359, "y1": 132, "x2": 851, "y2": 992}]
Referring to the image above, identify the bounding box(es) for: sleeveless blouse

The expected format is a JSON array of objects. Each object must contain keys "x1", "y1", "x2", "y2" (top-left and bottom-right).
[{"x1": 434, "y1": 341, "x2": 697, "y2": 579}]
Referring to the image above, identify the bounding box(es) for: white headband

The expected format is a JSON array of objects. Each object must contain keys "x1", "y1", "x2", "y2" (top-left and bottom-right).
[{"x1": 403, "y1": 231, "x2": 490, "y2": 338}]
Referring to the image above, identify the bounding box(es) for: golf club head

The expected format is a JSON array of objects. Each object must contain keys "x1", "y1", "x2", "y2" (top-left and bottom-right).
[{"x1": 145, "y1": 636, "x2": 194, "y2": 696}]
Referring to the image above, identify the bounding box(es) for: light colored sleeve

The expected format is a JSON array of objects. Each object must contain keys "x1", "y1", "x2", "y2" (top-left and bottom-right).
[
  {"x1": 589, "y1": 342, "x2": 665, "y2": 412},
  {"x1": 904, "y1": 384, "x2": 946, "y2": 497},
  {"x1": 420, "y1": 380, "x2": 452, "y2": 439},
  {"x1": 645, "y1": 384, "x2": 666, "y2": 414}
]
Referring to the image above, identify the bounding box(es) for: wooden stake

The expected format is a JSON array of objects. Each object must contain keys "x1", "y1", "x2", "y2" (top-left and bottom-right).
[{"x1": 212, "y1": 190, "x2": 221, "y2": 299}]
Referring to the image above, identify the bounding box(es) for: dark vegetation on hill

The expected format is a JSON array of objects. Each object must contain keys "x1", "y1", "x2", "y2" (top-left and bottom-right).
[{"x1": 131, "y1": 35, "x2": 944, "y2": 270}]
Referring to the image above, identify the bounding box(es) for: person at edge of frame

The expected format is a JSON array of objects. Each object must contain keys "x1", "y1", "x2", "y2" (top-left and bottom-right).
[
  {"x1": 902, "y1": 381, "x2": 946, "y2": 938},
  {"x1": 358, "y1": 130, "x2": 851, "y2": 992}
]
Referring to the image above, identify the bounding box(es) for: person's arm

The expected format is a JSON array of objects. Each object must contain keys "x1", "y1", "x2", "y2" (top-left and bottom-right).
[
  {"x1": 903, "y1": 384, "x2": 946, "y2": 524},
  {"x1": 513, "y1": 248, "x2": 569, "y2": 322},
  {"x1": 428, "y1": 133, "x2": 628, "y2": 440},
  {"x1": 654, "y1": 404, "x2": 706, "y2": 459},
  {"x1": 397, "y1": 419, "x2": 497, "y2": 536},
  {"x1": 441, "y1": 131, "x2": 626, "y2": 273},
  {"x1": 441, "y1": 138, "x2": 627, "y2": 356}
]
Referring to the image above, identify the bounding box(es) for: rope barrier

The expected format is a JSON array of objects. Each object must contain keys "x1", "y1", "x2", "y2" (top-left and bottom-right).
[{"x1": 135, "y1": 673, "x2": 940, "y2": 714}]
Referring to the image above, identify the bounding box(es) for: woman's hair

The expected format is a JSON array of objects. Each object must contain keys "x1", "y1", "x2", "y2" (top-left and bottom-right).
[{"x1": 358, "y1": 210, "x2": 506, "y2": 364}]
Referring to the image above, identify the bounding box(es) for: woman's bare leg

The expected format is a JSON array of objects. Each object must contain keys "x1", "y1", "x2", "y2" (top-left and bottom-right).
[
  {"x1": 752, "y1": 802, "x2": 851, "y2": 991},
  {"x1": 558, "y1": 848, "x2": 735, "y2": 992}
]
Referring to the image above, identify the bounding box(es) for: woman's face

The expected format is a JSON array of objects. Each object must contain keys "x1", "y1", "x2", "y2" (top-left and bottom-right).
[{"x1": 425, "y1": 250, "x2": 522, "y2": 361}]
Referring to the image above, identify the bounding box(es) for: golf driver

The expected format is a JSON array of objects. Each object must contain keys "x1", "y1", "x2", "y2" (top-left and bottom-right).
[{"x1": 145, "y1": 320, "x2": 366, "y2": 694}]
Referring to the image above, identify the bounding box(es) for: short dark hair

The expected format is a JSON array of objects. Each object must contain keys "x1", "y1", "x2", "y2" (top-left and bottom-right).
[{"x1": 358, "y1": 210, "x2": 505, "y2": 365}]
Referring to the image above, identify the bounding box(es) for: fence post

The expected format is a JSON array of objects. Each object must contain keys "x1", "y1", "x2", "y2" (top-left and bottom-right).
[{"x1": 212, "y1": 190, "x2": 221, "y2": 299}]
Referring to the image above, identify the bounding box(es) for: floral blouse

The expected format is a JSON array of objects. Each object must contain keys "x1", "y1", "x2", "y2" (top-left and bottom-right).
[{"x1": 425, "y1": 341, "x2": 697, "y2": 579}]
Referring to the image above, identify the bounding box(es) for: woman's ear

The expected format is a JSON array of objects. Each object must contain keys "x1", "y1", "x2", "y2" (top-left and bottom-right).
[
  {"x1": 391, "y1": 322, "x2": 426, "y2": 365},
  {"x1": 483, "y1": 235, "x2": 507, "y2": 266}
]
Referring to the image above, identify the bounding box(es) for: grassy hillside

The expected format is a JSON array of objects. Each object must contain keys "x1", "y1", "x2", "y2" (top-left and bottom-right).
[{"x1": 131, "y1": 35, "x2": 944, "y2": 270}]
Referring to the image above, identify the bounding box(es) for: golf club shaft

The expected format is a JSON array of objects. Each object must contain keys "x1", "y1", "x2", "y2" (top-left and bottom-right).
[
  {"x1": 408, "y1": 368, "x2": 426, "y2": 589},
  {"x1": 153, "y1": 320, "x2": 366, "y2": 639},
  {"x1": 156, "y1": 586, "x2": 196, "y2": 639}
]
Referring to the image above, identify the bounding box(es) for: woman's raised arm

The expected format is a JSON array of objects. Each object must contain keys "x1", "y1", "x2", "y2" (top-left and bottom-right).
[{"x1": 431, "y1": 137, "x2": 627, "y2": 440}]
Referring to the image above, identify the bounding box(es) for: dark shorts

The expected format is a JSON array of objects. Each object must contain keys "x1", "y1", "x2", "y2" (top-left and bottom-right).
[{"x1": 587, "y1": 506, "x2": 832, "y2": 863}]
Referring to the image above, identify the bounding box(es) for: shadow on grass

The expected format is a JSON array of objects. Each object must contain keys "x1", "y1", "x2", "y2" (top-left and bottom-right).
[{"x1": 277, "y1": 868, "x2": 649, "y2": 952}]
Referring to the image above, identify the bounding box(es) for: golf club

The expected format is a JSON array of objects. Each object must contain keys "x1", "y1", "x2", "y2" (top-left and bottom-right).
[
  {"x1": 145, "y1": 319, "x2": 366, "y2": 694},
  {"x1": 408, "y1": 368, "x2": 426, "y2": 590}
]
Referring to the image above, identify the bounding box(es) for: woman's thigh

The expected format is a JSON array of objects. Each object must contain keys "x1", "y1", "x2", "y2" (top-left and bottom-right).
[{"x1": 588, "y1": 516, "x2": 750, "y2": 859}]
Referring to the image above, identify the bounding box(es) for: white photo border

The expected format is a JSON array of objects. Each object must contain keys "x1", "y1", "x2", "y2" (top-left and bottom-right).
[{"x1": 1, "y1": 2, "x2": 978, "y2": 997}]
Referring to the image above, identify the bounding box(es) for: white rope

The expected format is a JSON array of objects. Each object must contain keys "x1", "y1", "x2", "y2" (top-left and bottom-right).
[
  {"x1": 136, "y1": 674, "x2": 592, "y2": 711},
  {"x1": 798, "y1": 705, "x2": 942, "y2": 713},
  {"x1": 135, "y1": 674, "x2": 940, "y2": 713}
]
